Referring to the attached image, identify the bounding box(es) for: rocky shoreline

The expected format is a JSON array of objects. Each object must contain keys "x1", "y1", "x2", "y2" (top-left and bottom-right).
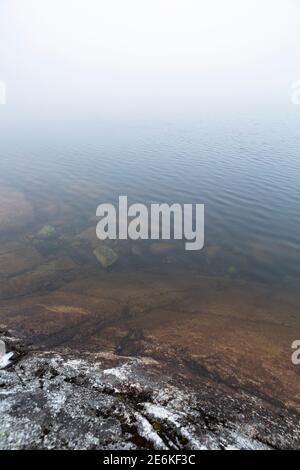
[{"x1": 1, "y1": 331, "x2": 299, "y2": 450}]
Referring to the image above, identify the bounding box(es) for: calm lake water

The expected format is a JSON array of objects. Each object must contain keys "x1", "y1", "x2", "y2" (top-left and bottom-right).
[{"x1": 1, "y1": 107, "x2": 300, "y2": 284}]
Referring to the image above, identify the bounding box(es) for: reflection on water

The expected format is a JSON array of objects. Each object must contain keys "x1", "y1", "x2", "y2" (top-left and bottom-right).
[{"x1": 0, "y1": 112, "x2": 300, "y2": 410}]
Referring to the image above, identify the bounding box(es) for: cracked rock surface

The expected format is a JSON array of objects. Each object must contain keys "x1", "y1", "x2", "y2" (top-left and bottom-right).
[{"x1": 0, "y1": 334, "x2": 299, "y2": 450}]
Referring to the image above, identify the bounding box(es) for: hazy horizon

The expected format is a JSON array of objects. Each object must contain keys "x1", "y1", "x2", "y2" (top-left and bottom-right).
[{"x1": 1, "y1": 0, "x2": 300, "y2": 138}]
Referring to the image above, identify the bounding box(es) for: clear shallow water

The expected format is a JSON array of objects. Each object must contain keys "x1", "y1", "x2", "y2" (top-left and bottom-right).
[{"x1": 1, "y1": 108, "x2": 300, "y2": 283}]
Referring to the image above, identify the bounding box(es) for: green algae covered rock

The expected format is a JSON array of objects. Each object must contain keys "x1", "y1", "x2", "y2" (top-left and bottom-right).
[
  {"x1": 227, "y1": 265, "x2": 238, "y2": 274},
  {"x1": 93, "y1": 245, "x2": 118, "y2": 268},
  {"x1": 37, "y1": 225, "x2": 57, "y2": 239}
]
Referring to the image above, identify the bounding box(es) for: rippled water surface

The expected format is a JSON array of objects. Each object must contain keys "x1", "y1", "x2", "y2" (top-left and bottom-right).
[{"x1": 1, "y1": 109, "x2": 300, "y2": 283}]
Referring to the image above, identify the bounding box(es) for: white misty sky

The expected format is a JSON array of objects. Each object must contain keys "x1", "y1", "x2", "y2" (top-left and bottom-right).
[{"x1": 0, "y1": 0, "x2": 299, "y2": 120}]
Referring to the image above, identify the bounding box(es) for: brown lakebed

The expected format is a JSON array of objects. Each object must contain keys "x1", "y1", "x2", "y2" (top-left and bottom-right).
[{"x1": 1, "y1": 266, "x2": 299, "y2": 413}]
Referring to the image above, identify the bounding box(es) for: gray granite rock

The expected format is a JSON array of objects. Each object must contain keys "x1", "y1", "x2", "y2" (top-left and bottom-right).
[{"x1": 0, "y1": 334, "x2": 299, "y2": 450}]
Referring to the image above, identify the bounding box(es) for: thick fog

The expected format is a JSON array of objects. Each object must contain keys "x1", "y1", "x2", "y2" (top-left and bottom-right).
[{"x1": 0, "y1": 0, "x2": 299, "y2": 136}]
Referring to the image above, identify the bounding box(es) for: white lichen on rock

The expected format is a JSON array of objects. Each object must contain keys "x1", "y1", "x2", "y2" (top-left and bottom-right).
[{"x1": 0, "y1": 334, "x2": 299, "y2": 450}]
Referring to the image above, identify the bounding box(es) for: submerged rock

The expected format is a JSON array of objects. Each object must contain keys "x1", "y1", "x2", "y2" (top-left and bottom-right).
[
  {"x1": 0, "y1": 258, "x2": 79, "y2": 300},
  {"x1": 0, "y1": 335, "x2": 299, "y2": 450},
  {"x1": 149, "y1": 242, "x2": 179, "y2": 256},
  {"x1": 76, "y1": 227, "x2": 99, "y2": 249},
  {"x1": 93, "y1": 245, "x2": 118, "y2": 268},
  {"x1": 37, "y1": 225, "x2": 57, "y2": 240},
  {"x1": 0, "y1": 188, "x2": 34, "y2": 234},
  {"x1": 0, "y1": 243, "x2": 43, "y2": 277}
]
